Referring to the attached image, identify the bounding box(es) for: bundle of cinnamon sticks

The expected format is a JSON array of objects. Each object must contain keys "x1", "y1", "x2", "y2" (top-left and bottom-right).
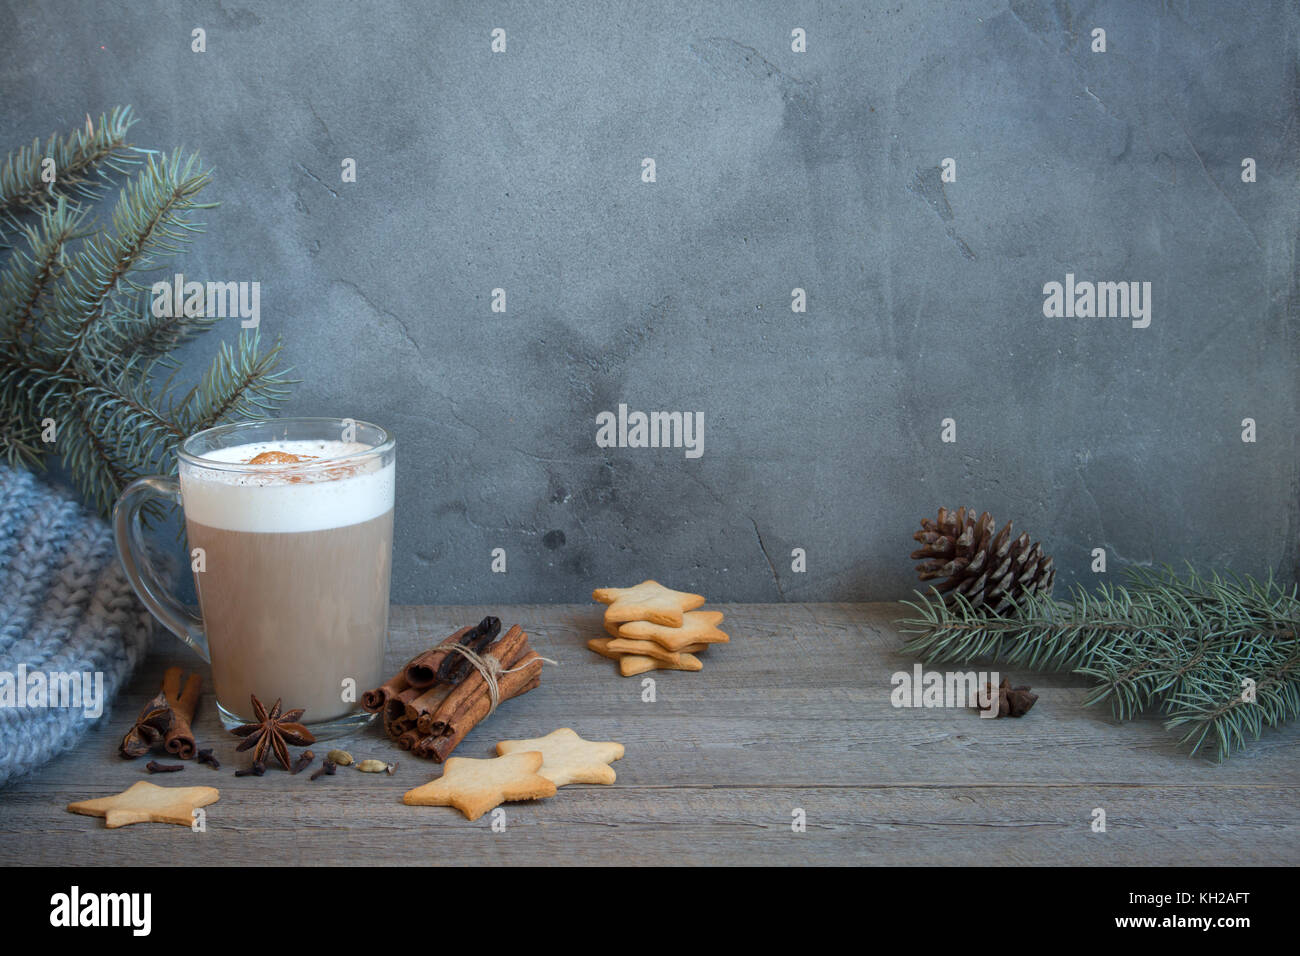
[{"x1": 362, "y1": 617, "x2": 543, "y2": 762}]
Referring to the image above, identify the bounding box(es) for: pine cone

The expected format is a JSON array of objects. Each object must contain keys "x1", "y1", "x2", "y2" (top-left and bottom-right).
[{"x1": 910, "y1": 507, "x2": 1055, "y2": 613}]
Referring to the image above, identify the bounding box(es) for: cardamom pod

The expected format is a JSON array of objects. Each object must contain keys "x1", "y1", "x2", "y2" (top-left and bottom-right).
[
  {"x1": 356, "y1": 759, "x2": 393, "y2": 774},
  {"x1": 326, "y1": 749, "x2": 354, "y2": 766}
]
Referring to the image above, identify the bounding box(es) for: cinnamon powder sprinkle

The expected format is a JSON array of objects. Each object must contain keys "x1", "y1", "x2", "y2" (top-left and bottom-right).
[{"x1": 244, "y1": 451, "x2": 319, "y2": 465}]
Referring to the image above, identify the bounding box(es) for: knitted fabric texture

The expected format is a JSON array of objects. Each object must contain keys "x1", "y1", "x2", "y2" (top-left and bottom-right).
[{"x1": 0, "y1": 465, "x2": 153, "y2": 787}]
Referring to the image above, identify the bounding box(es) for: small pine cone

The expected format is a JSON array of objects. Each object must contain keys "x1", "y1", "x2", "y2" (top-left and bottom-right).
[{"x1": 910, "y1": 506, "x2": 1055, "y2": 613}]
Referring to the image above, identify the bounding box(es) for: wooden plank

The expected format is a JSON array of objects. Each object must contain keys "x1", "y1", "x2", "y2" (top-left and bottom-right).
[
  {"x1": 2, "y1": 784, "x2": 1294, "y2": 866},
  {"x1": 2, "y1": 603, "x2": 1297, "y2": 865}
]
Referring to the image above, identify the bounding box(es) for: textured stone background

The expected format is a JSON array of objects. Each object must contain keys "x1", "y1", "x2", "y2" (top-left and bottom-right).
[{"x1": 2, "y1": 0, "x2": 1297, "y2": 603}]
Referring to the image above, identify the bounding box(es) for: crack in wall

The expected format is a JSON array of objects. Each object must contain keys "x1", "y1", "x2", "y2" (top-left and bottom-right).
[
  {"x1": 295, "y1": 160, "x2": 340, "y2": 199},
  {"x1": 750, "y1": 517, "x2": 787, "y2": 600},
  {"x1": 907, "y1": 166, "x2": 977, "y2": 260}
]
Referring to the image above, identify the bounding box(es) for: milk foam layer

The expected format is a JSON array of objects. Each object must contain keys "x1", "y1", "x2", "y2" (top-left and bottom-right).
[{"x1": 180, "y1": 440, "x2": 394, "y2": 533}]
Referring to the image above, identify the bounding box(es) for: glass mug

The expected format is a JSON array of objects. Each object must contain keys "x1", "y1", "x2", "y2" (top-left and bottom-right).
[{"x1": 113, "y1": 417, "x2": 395, "y2": 738}]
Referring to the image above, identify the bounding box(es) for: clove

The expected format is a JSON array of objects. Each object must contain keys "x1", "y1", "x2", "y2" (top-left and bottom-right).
[
  {"x1": 196, "y1": 748, "x2": 221, "y2": 770},
  {"x1": 145, "y1": 760, "x2": 184, "y2": 773},
  {"x1": 310, "y1": 759, "x2": 337, "y2": 781},
  {"x1": 234, "y1": 760, "x2": 266, "y2": 777},
  {"x1": 290, "y1": 750, "x2": 316, "y2": 775}
]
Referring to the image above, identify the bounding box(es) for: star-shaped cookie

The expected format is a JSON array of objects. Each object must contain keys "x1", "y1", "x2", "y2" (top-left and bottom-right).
[
  {"x1": 67, "y1": 781, "x2": 219, "y2": 829},
  {"x1": 402, "y1": 751, "x2": 557, "y2": 821},
  {"x1": 593, "y1": 579, "x2": 706, "y2": 627},
  {"x1": 588, "y1": 635, "x2": 705, "y2": 663},
  {"x1": 496, "y1": 728, "x2": 624, "y2": 786},
  {"x1": 613, "y1": 610, "x2": 730, "y2": 652},
  {"x1": 604, "y1": 636, "x2": 708, "y2": 663},
  {"x1": 618, "y1": 651, "x2": 703, "y2": 677},
  {"x1": 586, "y1": 637, "x2": 706, "y2": 675}
]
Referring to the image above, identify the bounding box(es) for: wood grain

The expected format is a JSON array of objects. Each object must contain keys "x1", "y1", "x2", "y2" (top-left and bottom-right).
[{"x1": 3, "y1": 603, "x2": 1297, "y2": 865}]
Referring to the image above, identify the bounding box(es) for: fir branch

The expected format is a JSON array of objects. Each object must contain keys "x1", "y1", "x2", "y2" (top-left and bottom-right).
[
  {"x1": 62, "y1": 398, "x2": 139, "y2": 515},
  {"x1": 898, "y1": 567, "x2": 1300, "y2": 759},
  {"x1": 45, "y1": 149, "x2": 215, "y2": 366},
  {"x1": 0, "y1": 197, "x2": 89, "y2": 344},
  {"x1": 0, "y1": 107, "x2": 294, "y2": 517},
  {"x1": 55, "y1": 389, "x2": 172, "y2": 525},
  {"x1": 898, "y1": 588, "x2": 1116, "y2": 670},
  {"x1": 77, "y1": 355, "x2": 188, "y2": 453},
  {"x1": 1163, "y1": 640, "x2": 1300, "y2": 760},
  {"x1": 0, "y1": 107, "x2": 140, "y2": 229},
  {"x1": 84, "y1": 289, "x2": 219, "y2": 365},
  {"x1": 182, "y1": 330, "x2": 295, "y2": 430},
  {"x1": 0, "y1": 365, "x2": 45, "y2": 469}
]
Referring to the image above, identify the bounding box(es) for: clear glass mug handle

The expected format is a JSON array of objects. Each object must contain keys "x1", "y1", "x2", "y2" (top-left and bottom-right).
[{"x1": 112, "y1": 476, "x2": 209, "y2": 662}]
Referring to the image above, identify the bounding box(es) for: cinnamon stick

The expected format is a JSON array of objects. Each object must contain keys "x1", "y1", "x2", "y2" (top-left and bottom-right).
[
  {"x1": 379, "y1": 686, "x2": 421, "y2": 738},
  {"x1": 418, "y1": 670, "x2": 541, "y2": 762},
  {"x1": 401, "y1": 626, "x2": 473, "y2": 690},
  {"x1": 395, "y1": 729, "x2": 425, "y2": 751},
  {"x1": 422, "y1": 648, "x2": 540, "y2": 749},
  {"x1": 366, "y1": 620, "x2": 546, "y2": 762},
  {"x1": 415, "y1": 650, "x2": 531, "y2": 737},
  {"x1": 361, "y1": 672, "x2": 409, "y2": 713},
  {"x1": 161, "y1": 667, "x2": 200, "y2": 759},
  {"x1": 404, "y1": 684, "x2": 452, "y2": 723},
  {"x1": 363, "y1": 617, "x2": 506, "y2": 720},
  {"x1": 385, "y1": 686, "x2": 422, "y2": 727},
  {"x1": 415, "y1": 626, "x2": 529, "y2": 735}
]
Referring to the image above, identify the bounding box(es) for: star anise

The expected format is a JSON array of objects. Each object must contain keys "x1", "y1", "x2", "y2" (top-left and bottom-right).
[
  {"x1": 978, "y1": 677, "x2": 1039, "y2": 718},
  {"x1": 120, "y1": 692, "x2": 175, "y2": 758},
  {"x1": 231, "y1": 695, "x2": 316, "y2": 770}
]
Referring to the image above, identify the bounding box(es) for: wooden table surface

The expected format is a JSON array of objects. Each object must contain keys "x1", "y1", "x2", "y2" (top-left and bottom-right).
[{"x1": 4, "y1": 603, "x2": 1298, "y2": 866}]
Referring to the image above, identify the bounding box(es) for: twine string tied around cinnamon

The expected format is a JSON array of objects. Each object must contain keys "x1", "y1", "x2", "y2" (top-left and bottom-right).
[{"x1": 445, "y1": 643, "x2": 558, "y2": 715}]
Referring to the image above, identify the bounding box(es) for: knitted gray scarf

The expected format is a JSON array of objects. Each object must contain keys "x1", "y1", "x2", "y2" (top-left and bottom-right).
[{"x1": 0, "y1": 465, "x2": 153, "y2": 786}]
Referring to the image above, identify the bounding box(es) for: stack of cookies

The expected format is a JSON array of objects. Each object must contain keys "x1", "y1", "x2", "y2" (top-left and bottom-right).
[{"x1": 589, "y1": 580, "x2": 729, "y2": 676}]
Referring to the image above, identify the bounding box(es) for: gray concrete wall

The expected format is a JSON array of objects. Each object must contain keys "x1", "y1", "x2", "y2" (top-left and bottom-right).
[{"x1": 3, "y1": 0, "x2": 1297, "y2": 603}]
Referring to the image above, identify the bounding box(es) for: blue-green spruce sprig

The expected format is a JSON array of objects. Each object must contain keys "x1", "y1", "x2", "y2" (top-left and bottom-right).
[
  {"x1": 0, "y1": 108, "x2": 293, "y2": 515},
  {"x1": 898, "y1": 566, "x2": 1300, "y2": 761},
  {"x1": 0, "y1": 106, "x2": 143, "y2": 244}
]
